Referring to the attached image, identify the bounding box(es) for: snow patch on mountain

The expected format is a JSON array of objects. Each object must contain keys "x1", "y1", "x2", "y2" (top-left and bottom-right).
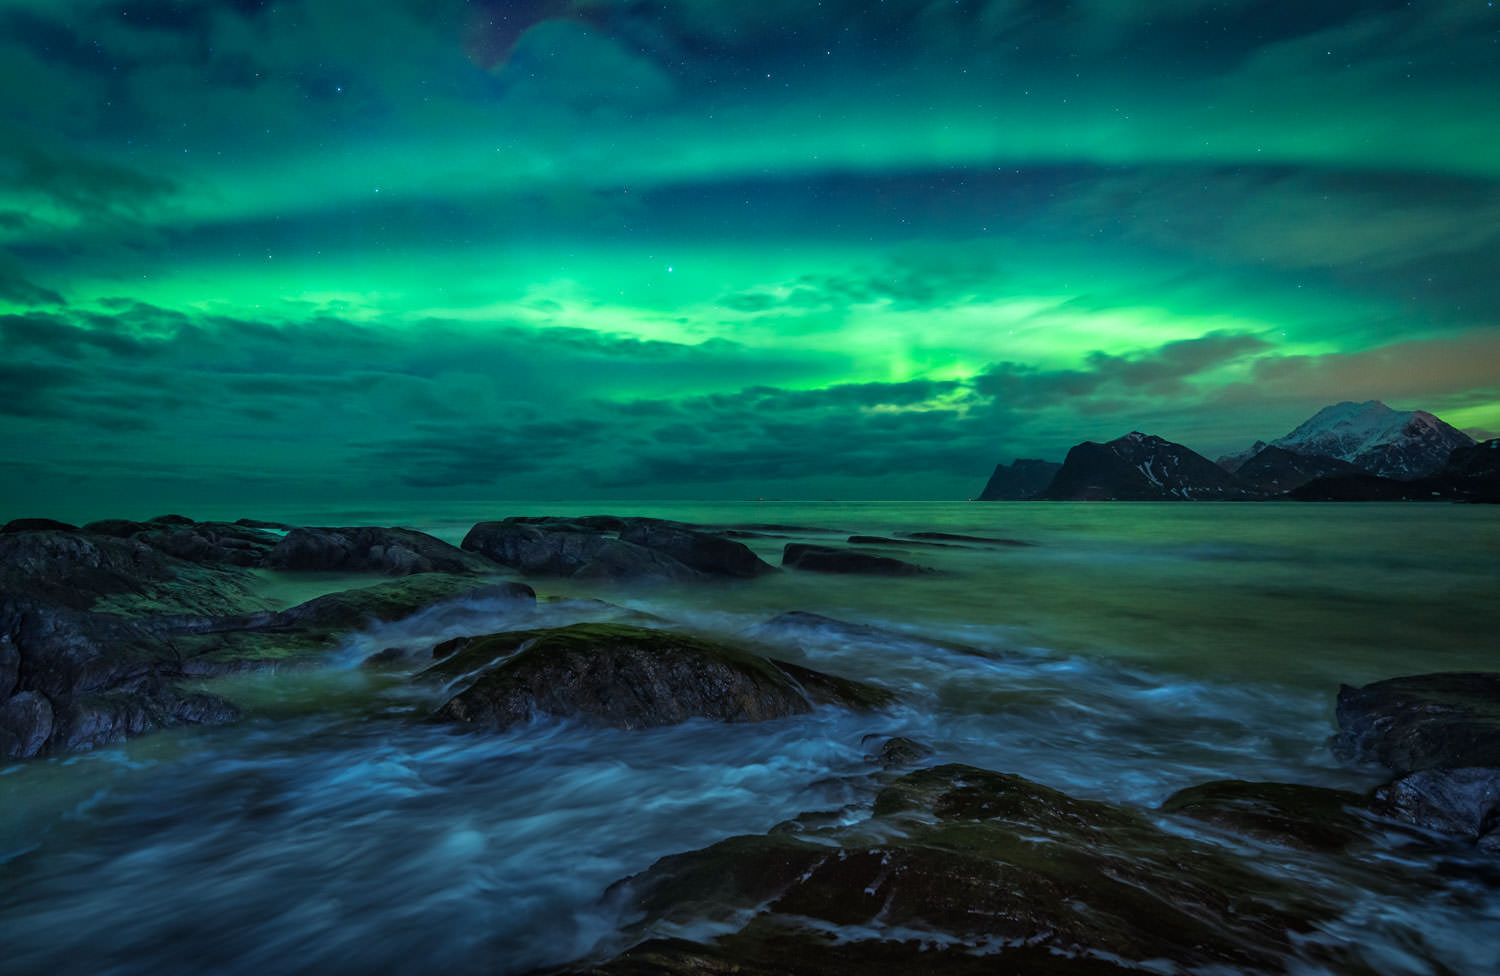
[{"x1": 1269, "y1": 400, "x2": 1474, "y2": 480}]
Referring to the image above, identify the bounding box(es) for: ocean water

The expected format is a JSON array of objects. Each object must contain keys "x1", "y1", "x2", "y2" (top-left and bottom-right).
[{"x1": 2, "y1": 502, "x2": 1498, "y2": 974}]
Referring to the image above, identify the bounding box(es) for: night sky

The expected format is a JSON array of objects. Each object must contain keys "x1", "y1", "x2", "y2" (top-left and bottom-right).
[{"x1": 2, "y1": 0, "x2": 1498, "y2": 511}]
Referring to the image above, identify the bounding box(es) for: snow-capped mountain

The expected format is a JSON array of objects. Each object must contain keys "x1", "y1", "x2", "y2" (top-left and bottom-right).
[
  {"x1": 1268, "y1": 401, "x2": 1475, "y2": 479},
  {"x1": 1037, "y1": 432, "x2": 1245, "y2": 501}
]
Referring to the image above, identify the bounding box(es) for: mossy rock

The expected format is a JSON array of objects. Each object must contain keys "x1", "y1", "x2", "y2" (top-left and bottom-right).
[
  {"x1": 582, "y1": 764, "x2": 1360, "y2": 975},
  {"x1": 423, "y1": 622, "x2": 893, "y2": 730}
]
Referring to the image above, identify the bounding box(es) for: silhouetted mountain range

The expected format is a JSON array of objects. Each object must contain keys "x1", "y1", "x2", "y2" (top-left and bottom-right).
[{"x1": 981, "y1": 401, "x2": 1496, "y2": 502}]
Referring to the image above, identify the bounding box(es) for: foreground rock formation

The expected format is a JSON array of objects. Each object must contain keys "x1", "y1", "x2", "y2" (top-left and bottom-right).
[
  {"x1": 462, "y1": 517, "x2": 775, "y2": 581},
  {"x1": 571, "y1": 764, "x2": 1354, "y2": 975},
  {"x1": 0, "y1": 517, "x2": 531, "y2": 760},
  {"x1": 424, "y1": 622, "x2": 892, "y2": 730}
]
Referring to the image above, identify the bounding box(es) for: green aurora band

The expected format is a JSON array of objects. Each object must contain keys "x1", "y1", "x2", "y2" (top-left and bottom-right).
[{"x1": 1, "y1": 0, "x2": 1497, "y2": 513}]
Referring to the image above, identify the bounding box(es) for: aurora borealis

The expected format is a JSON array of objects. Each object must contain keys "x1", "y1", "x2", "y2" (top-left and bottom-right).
[{"x1": 2, "y1": 0, "x2": 1497, "y2": 511}]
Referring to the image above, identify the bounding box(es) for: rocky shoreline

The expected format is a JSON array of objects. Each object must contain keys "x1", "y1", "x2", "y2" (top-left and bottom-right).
[{"x1": 3, "y1": 512, "x2": 1498, "y2": 974}]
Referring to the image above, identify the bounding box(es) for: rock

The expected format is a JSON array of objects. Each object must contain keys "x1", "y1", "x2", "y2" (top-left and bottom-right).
[
  {"x1": 462, "y1": 521, "x2": 696, "y2": 581},
  {"x1": 976, "y1": 458, "x2": 1061, "y2": 501},
  {"x1": 616, "y1": 520, "x2": 774, "y2": 578},
  {"x1": 845, "y1": 534, "x2": 956, "y2": 548},
  {"x1": 432, "y1": 636, "x2": 473, "y2": 659},
  {"x1": 1, "y1": 518, "x2": 78, "y2": 534},
  {"x1": 426, "y1": 623, "x2": 891, "y2": 731},
  {"x1": 176, "y1": 575, "x2": 535, "y2": 673},
  {"x1": 1334, "y1": 672, "x2": 1500, "y2": 773},
  {"x1": 781, "y1": 544, "x2": 929, "y2": 576},
  {"x1": 148, "y1": 514, "x2": 195, "y2": 525},
  {"x1": 1371, "y1": 767, "x2": 1500, "y2": 844},
  {"x1": 134, "y1": 521, "x2": 282, "y2": 567},
  {"x1": 463, "y1": 517, "x2": 772, "y2": 582},
  {"x1": 1159, "y1": 780, "x2": 1371, "y2": 852},
  {"x1": 901, "y1": 531, "x2": 1034, "y2": 546},
  {"x1": 863, "y1": 734, "x2": 934, "y2": 768},
  {"x1": 80, "y1": 519, "x2": 150, "y2": 537},
  {"x1": 267, "y1": 526, "x2": 495, "y2": 576},
  {"x1": 587, "y1": 764, "x2": 1346, "y2": 975},
  {"x1": 234, "y1": 518, "x2": 294, "y2": 530},
  {"x1": 0, "y1": 691, "x2": 55, "y2": 759}
]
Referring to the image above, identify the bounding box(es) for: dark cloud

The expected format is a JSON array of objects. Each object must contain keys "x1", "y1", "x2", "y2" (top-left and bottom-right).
[{"x1": 976, "y1": 332, "x2": 1271, "y2": 405}]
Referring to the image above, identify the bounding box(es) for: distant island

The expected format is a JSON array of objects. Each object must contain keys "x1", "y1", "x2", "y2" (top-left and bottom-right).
[{"x1": 980, "y1": 400, "x2": 1499, "y2": 502}]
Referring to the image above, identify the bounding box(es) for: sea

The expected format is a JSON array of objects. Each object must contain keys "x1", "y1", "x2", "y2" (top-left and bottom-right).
[{"x1": 2, "y1": 501, "x2": 1498, "y2": 974}]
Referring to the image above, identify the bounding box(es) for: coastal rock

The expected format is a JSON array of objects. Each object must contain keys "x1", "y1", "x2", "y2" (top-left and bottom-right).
[
  {"x1": 134, "y1": 521, "x2": 282, "y2": 567},
  {"x1": 781, "y1": 543, "x2": 929, "y2": 576},
  {"x1": 1, "y1": 518, "x2": 78, "y2": 534},
  {"x1": 1371, "y1": 767, "x2": 1500, "y2": 846},
  {"x1": 864, "y1": 734, "x2": 934, "y2": 768},
  {"x1": 1159, "y1": 780, "x2": 1371, "y2": 852},
  {"x1": 175, "y1": 575, "x2": 534, "y2": 673},
  {"x1": 267, "y1": 526, "x2": 494, "y2": 576},
  {"x1": 462, "y1": 517, "x2": 772, "y2": 582},
  {"x1": 585, "y1": 764, "x2": 1342, "y2": 975},
  {"x1": 616, "y1": 520, "x2": 774, "y2": 578},
  {"x1": 1038, "y1": 432, "x2": 1247, "y2": 501},
  {"x1": 901, "y1": 531, "x2": 1034, "y2": 546},
  {"x1": 1334, "y1": 672, "x2": 1500, "y2": 773},
  {"x1": 80, "y1": 518, "x2": 151, "y2": 537},
  {"x1": 426, "y1": 623, "x2": 891, "y2": 730},
  {"x1": 0, "y1": 691, "x2": 54, "y2": 759}
]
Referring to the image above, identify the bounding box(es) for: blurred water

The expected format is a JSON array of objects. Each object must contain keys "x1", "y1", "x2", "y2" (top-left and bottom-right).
[{"x1": 2, "y1": 502, "x2": 1498, "y2": 974}]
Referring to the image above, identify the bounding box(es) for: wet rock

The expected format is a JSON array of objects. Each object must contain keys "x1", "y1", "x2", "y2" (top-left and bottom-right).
[
  {"x1": 781, "y1": 543, "x2": 929, "y2": 576},
  {"x1": 52, "y1": 688, "x2": 240, "y2": 754},
  {"x1": 1334, "y1": 672, "x2": 1500, "y2": 773},
  {"x1": 2, "y1": 518, "x2": 78, "y2": 534},
  {"x1": 80, "y1": 519, "x2": 151, "y2": 537},
  {"x1": 845, "y1": 534, "x2": 958, "y2": 548},
  {"x1": 616, "y1": 520, "x2": 774, "y2": 578},
  {"x1": 863, "y1": 734, "x2": 934, "y2": 768},
  {"x1": 267, "y1": 526, "x2": 495, "y2": 576},
  {"x1": 901, "y1": 531, "x2": 1035, "y2": 546},
  {"x1": 134, "y1": 521, "x2": 282, "y2": 567},
  {"x1": 463, "y1": 517, "x2": 774, "y2": 582},
  {"x1": 0, "y1": 691, "x2": 55, "y2": 759},
  {"x1": 462, "y1": 521, "x2": 696, "y2": 581},
  {"x1": 587, "y1": 764, "x2": 1345, "y2": 975},
  {"x1": 176, "y1": 575, "x2": 535, "y2": 673},
  {"x1": 148, "y1": 514, "x2": 195, "y2": 525},
  {"x1": 1371, "y1": 767, "x2": 1500, "y2": 845},
  {"x1": 426, "y1": 623, "x2": 891, "y2": 731},
  {"x1": 1159, "y1": 780, "x2": 1371, "y2": 852},
  {"x1": 234, "y1": 518, "x2": 293, "y2": 530},
  {"x1": 432, "y1": 636, "x2": 473, "y2": 659}
]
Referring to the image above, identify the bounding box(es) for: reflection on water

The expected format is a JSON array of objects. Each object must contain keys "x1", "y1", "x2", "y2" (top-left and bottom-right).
[{"x1": 3, "y1": 502, "x2": 1498, "y2": 974}]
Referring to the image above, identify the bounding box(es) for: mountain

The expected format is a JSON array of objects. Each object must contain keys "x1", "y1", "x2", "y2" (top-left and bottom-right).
[
  {"x1": 1215, "y1": 441, "x2": 1266, "y2": 474},
  {"x1": 1291, "y1": 439, "x2": 1500, "y2": 502},
  {"x1": 977, "y1": 459, "x2": 1062, "y2": 500},
  {"x1": 1232, "y1": 445, "x2": 1366, "y2": 494},
  {"x1": 1268, "y1": 400, "x2": 1474, "y2": 479},
  {"x1": 1037, "y1": 432, "x2": 1246, "y2": 501}
]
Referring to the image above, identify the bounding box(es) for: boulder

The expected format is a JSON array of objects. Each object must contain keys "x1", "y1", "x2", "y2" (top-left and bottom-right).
[
  {"x1": 267, "y1": 526, "x2": 495, "y2": 576},
  {"x1": 1334, "y1": 672, "x2": 1500, "y2": 773},
  {"x1": 582, "y1": 764, "x2": 1347, "y2": 975},
  {"x1": 175, "y1": 575, "x2": 535, "y2": 673},
  {"x1": 781, "y1": 543, "x2": 929, "y2": 576},
  {"x1": 80, "y1": 519, "x2": 151, "y2": 537},
  {"x1": 617, "y1": 520, "x2": 774, "y2": 578},
  {"x1": 1159, "y1": 780, "x2": 1371, "y2": 852},
  {"x1": 901, "y1": 531, "x2": 1035, "y2": 546},
  {"x1": 134, "y1": 521, "x2": 282, "y2": 567},
  {"x1": 1, "y1": 518, "x2": 78, "y2": 534},
  {"x1": 462, "y1": 521, "x2": 695, "y2": 581},
  {"x1": 426, "y1": 623, "x2": 892, "y2": 730},
  {"x1": 1371, "y1": 767, "x2": 1500, "y2": 846}
]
